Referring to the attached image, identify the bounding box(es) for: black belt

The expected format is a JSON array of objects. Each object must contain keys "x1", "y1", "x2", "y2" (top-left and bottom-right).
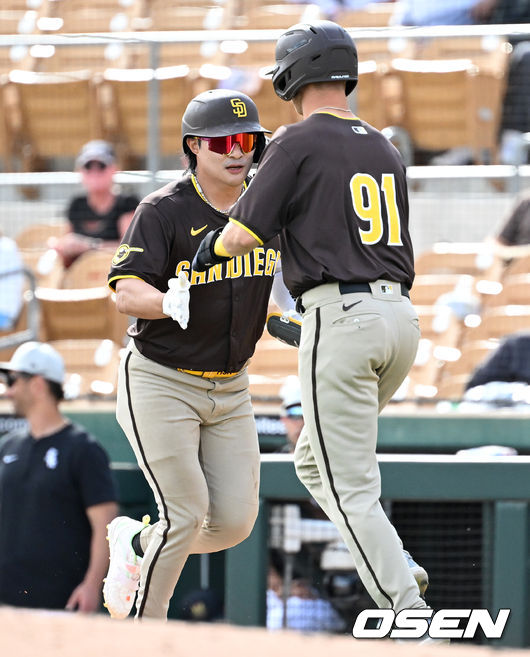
[
  {"x1": 296, "y1": 281, "x2": 409, "y2": 314},
  {"x1": 338, "y1": 282, "x2": 410, "y2": 298}
]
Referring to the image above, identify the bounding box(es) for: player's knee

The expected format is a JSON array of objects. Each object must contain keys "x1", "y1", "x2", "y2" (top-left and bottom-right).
[{"x1": 213, "y1": 504, "x2": 258, "y2": 548}]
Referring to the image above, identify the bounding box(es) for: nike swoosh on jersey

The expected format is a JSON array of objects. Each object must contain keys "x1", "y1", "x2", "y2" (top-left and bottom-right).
[
  {"x1": 2, "y1": 454, "x2": 18, "y2": 464},
  {"x1": 191, "y1": 224, "x2": 208, "y2": 236},
  {"x1": 342, "y1": 300, "x2": 363, "y2": 311}
]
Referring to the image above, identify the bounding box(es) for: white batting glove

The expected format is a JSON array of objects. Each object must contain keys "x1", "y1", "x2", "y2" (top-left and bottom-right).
[{"x1": 162, "y1": 271, "x2": 191, "y2": 329}]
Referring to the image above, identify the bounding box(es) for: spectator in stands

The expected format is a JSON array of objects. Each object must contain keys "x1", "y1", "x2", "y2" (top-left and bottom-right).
[
  {"x1": 0, "y1": 231, "x2": 24, "y2": 331},
  {"x1": 0, "y1": 341, "x2": 118, "y2": 612},
  {"x1": 392, "y1": 0, "x2": 502, "y2": 26},
  {"x1": 485, "y1": 191, "x2": 530, "y2": 273},
  {"x1": 266, "y1": 565, "x2": 345, "y2": 632},
  {"x1": 466, "y1": 331, "x2": 530, "y2": 391},
  {"x1": 278, "y1": 375, "x2": 304, "y2": 453},
  {"x1": 52, "y1": 140, "x2": 139, "y2": 268}
]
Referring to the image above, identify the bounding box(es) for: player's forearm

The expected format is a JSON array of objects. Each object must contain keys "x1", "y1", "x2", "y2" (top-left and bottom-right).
[
  {"x1": 115, "y1": 277, "x2": 167, "y2": 319},
  {"x1": 84, "y1": 502, "x2": 118, "y2": 586},
  {"x1": 220, "y1": 222, "x2": 259, "y2": 256}
]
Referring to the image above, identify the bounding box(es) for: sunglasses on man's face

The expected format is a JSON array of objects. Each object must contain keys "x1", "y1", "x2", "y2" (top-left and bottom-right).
[
  {"x1": 198, "y1": 133, "x2": 257, "y2": 156},
  {"x1": 82, "y1": 161, "x2": 108, "y2": 171},
  {"x1": 4, "y1": 372, "x2": 32, "y2": 388}
]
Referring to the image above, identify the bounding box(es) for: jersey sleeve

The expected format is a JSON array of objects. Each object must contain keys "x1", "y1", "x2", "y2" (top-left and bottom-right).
[
  {"x1": 229, "y1": 140, "x2": 298, "y2": 244},
  {"x1": 108, "y1": 202, "x2": 173, "y2": 290},
  {"x1": 72, "y1": 435, "x2": 117, "y2": 508}
]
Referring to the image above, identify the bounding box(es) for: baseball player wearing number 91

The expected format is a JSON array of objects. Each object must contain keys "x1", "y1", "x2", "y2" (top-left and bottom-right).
[
  {"x1": 104, "y1": 88, "x2": 296, "y2": 620},
  {"x1": 193, "y1": 20, "x2": 446, "y2": 644}
]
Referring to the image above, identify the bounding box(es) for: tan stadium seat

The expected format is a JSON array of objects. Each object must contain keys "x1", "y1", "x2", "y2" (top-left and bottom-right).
[
  {"x1": 414, "y1": 243, "x2": 493, "y2": 277},
  {"x1": 461, "y1": 305, "x2": 530, "y2": 343},
  {"x1": 236, "y1": 4, "x2": 322, "y2": 29},
  {"x1": 5, "y1": 70, "x2": 102, "y2": 171},
  {"x1": 18, "y1": 247, "x2": 64, "y2": 288},
  {"x1": 335, "y1": 2, "x2": 395, "y2": 28},
  {"x1": 15, "y1": 222, "x2": 68, "y2": 249},
  {"x1": 99, "y1": 66, "x2": 195, "y2": 168},
  {"x1": 410, "y1": 273, "x2": 468, "y2": 306},
  {"x1": 390, "y1": 57, "x2": 505, "y2": 164},
  {"x1": 441, "y1": 339, "x2": 499, "y2": 378},
  {"x1": 35, "y1": 285, "x2": 128, "y2": 345},
  {"x1": 136, "y1": 2, "x2": 226, "y2": 31},
  {"x1": 49, "y1": 338, "x2": 122, "y2": 398},
  {"x1": 38, "y1": 0, "x2": 134, "y2": 33},
  {"x1": 60, "y1": 249, "x2": 114, "y2": 289},
  {"x1": 484, "y1": 274, "x2": 530, "y2": 307}
]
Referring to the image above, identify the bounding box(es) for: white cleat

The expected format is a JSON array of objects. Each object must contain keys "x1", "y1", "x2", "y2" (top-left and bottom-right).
[
  {"x1": 403, "y1": 549, "x2": 429, "y2": 597},
  {"x1": 103, "y1": 515, "x2": 150, "y2": 619}
]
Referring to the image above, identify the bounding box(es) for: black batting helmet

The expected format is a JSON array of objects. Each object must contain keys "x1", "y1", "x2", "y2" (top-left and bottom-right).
[
  {"x1": 182, "y1": 89, "x2": 270, "y2": 163},
  {"x1": 271, "y1": 20, "x2": 358, "y2": 101}
]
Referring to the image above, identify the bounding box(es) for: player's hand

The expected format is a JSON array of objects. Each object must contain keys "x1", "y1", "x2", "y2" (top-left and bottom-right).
[
  {"x1": 192, "y1": 227, "x2": 231, "y2": 272},
  {"x1": 162, "y1": 271, "x2": 190, "y2": 329}
]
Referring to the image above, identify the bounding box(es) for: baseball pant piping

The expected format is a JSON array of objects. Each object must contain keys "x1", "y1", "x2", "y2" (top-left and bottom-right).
[
  {"x1": 294, "y1": 281, "x2": 425, "y2": 613},
  {"x1": 123, "y1": 350, "x2": 170, "y2": 619},
  {"x1": 117, "y1": 341, "x2": 260, "y2": 619},
  {"x1": 309, "y1": 307, "x2": 393, "y2": 608}
]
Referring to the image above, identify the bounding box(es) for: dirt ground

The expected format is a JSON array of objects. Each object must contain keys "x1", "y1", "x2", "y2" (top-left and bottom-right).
[{"x1": 1, "y1": 608, "x2": 529, "y2": 657}]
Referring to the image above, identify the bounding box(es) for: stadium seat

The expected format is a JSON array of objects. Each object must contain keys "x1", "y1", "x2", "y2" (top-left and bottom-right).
[
  {"x1": 434, "y1": 373, "x2": 469, "y2": 401},
  {"x1": 18, "y1": 247, "x2": 64, "y2": 287},
  {"x1": 335, "y1": 2, "x2": 395, "y2": 28},
  {"x1": 414, "y1": 243, "x2": 494, "y2": 276},
  {"x1": 247, "y1": 340, "x2": 299, "y2": 378},
  {"x1": 390, "y1": 58, "x2": 505, "y2": 164},
  {"x1": 49, "y1": 338, "x2": 122, "y2": 398},
  {"x1": 15, "y1": 222, "x2": 67, "y2": 248},
  {"x1": 60, "y1": 249, "x2": 114, "y2": 289},
  {"x1": 410, "y1": 273, "x2": 467, "y2": 306},
  {"x1": 136, "y1": 2, "x2": 226, "y2": 31},
  {"x1": 38, "y1": 0, "x2": 134, "y2": 33},
  {"x1": 4, "y1": 70, "x2": 102, "y2": 171},
  {"x1": 35, "y1": 285, "x2": 129, "y2": 344},
  {"x1": 461, "y1": 305, "x2": 530, "y2": 342},
  {"x1": 440, "y1": 338, "x2": 498, "y2": 378},
  {"x1": 484, "y1": 273, "x2": 530, "y2": 306},
  {"x1": 412, "y1": 35, "x2": 511, "y2": 75},
  {"x1": 355, "y1": 60, "x2": 395, "y2": 131},
  {"x1": 236, "y1": 4, "x2": 321, "y2": 29},
  {"x1": 99, "y1": 66, "x2": 195, "y2": 168}
]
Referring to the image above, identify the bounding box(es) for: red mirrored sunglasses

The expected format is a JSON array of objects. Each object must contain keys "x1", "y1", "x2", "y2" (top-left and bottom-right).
[{"x1": 199, "y1": 133, "x2": 257, "y2": 155}]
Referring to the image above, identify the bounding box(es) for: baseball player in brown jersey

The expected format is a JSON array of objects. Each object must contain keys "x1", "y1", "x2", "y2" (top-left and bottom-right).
[
  {"x1": 193, "y1": 22, "x2": 446, "y2": 643},
  {"x1": 102, "y1": 89, "x2": 293, "y2": 620}
]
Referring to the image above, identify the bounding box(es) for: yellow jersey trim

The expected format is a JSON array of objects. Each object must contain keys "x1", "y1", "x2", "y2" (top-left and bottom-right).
[
  {"x1": 315, "y1": 111, "x2": 361, "y2": 120},
  {"x1": 228, "y1": 218, "x2": 264, "y2": 246},
  {"x1": 108, "y1": 274, "x2": 143, "y2": 291}
]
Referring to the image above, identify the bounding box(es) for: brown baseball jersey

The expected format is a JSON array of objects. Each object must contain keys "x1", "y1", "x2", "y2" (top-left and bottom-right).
[
  {"x1": 108, "y1": 173, "x2": 280, "y2": 372},
  {"x1": 229, "y1": 113, "x2": 415, "y2": 298}
]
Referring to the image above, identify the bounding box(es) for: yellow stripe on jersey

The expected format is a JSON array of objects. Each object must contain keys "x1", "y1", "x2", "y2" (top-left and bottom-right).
[
  {"x1": 108, "y1": 274, "x2": 144, "y2": 291},
  {"x1": 228, "y1": 218, "x2": 264, "y2": 246}
]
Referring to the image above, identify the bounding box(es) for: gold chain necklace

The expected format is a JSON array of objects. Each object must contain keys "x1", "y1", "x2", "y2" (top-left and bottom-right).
[{"x1": 191, "y1": 174, "x2": 246, "y2": 214}]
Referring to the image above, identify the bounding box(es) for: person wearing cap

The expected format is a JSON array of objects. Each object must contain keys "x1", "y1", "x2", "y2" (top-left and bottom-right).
[
  {"x1": 52, "y1": 140, "x2": 139, "y2": 268},
  {"x1": 0, "y1": 341, "x2": 118, "y2": 612},
  {"x1": 102, "y1": 89, "x2": 295, "y2": 621},
  {"x1": 279, "y1": 375, "x2": 304, "y2": 453}
]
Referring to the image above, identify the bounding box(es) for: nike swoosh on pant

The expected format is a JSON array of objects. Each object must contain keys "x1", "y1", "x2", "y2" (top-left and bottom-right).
[{"x1": 342, "y1": 300, "x2": 363, "y2": 311}]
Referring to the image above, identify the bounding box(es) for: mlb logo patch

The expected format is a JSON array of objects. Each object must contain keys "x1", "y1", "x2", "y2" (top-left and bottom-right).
[{"x1": 380, "y1": 284, "x2": 394, "y2": 295}]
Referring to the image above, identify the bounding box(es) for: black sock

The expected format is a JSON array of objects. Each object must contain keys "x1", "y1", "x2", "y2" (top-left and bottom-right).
[{"x1": 132, "y1": 532, "x2": 144, "y2": 558}]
